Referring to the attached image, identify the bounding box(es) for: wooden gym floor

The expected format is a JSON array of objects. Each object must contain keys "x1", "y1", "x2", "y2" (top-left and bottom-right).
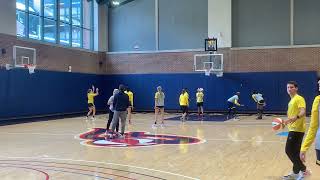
[{"x1": 0, "y1": 113, "x2": 319, "y2": 180}]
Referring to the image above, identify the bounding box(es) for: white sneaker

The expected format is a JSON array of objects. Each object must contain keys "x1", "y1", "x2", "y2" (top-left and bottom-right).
[
  {"x1": 233, "y1": 117, "x2": 240, "y2": 121},
  {"x1": 91, "y1": 117, "x2": 95, "y2": 121},
  {"x1": 152, "y1": 124, "x2": 157, "y2": 129},
  {"x1": 283, "y1": 172, "x2": 298, "y2": 180},
  {"x1": 160, "y1": 124, "x2": 165, "y2": 129},
  {"x1": 297, "y1": 169, "x2": 312, "y2": 180},
  {"x1": 118, "y1": 134, "x2": 125, "y2": 139}
]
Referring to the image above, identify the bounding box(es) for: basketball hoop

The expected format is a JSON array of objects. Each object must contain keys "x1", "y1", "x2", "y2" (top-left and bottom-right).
[
  {"x1": 25, "y1": 64, "x2": 36, "y2": 74},
  {"x1": 214, "y1": 71, "x2": 223, "y2": 78}
]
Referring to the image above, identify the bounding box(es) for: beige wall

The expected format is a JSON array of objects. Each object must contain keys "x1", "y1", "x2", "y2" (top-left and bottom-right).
[{"x1": 106, "y1": 47, "x2": 320, "y2": 75}]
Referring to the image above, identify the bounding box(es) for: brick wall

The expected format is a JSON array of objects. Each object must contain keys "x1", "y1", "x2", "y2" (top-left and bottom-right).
[
  {"x1": 1, "y1": 33, "x2": 319, "y2": 75},
  {"x1": 106, "y1": 49, "x2": 230, "y2": 74},
  {"x1": 106, "y1": 47, "x2": 320, "y2": 75},
  {"x1": 0, "y1": 33, "x2": 105, "y2": 74}
]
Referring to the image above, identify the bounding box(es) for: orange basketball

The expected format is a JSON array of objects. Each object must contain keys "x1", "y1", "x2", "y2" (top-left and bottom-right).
[{"x1": 272, "y1": 118, "x2": 284, "y2": 131}]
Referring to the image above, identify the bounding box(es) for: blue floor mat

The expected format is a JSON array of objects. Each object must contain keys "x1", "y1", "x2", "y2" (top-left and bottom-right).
[
  {"x1": 276, "y1": 131, "x2": 289, "y2": 137},
  {"x1": 165, "y1": 113, "x2": 229, "y2": 122}
]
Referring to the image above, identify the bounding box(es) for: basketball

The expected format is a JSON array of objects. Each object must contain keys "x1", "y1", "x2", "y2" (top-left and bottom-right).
[{"x1": 272, "y1": 118, "x2": 284, "y2": 131}]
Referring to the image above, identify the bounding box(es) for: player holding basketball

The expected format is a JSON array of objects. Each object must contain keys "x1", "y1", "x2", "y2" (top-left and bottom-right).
[
  {"x1": 196, "y1": 88, "x2": 204, "y2": 119},
  {"x1": 153, "y1": 86, "x2": 165, "y2": 128},
  {"x1": 283, "y1": 81, "x2": 309, "y2": 180},
  {"x1": 179, "y1": 89, "x2": 189, "y2": 122},
  {"x1": 86, "y1": 85, "x2": 99, "y2": 120},
  {"x1": 125, "y1": 87, "x2": 134, "y2": 124},
  {"x1": 300, "y1": 79, "x2": 320, "y2": 169},
  {"x1": 251, "y1": 91, "x2": 266, "y2": 120},
  {"x1": 227, "y1": 92, "x2": 243, "y2": 119}
]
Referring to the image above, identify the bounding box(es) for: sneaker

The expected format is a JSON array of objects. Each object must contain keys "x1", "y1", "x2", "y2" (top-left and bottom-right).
[
  {"x1": 152, "y1": 124, "x2": 157, "y2": 129},
  {"x1": 118, "y1": 134, "x2": 125, "y2": 139},
  {"x1": 160, "y1": 123, "x2": 165, "y2": 129},
  {"x1": 297, "y1": 169, "x2": 312, "y2": 180},
  {"x1": 233, "y1": 117, "x2": 240, "y2": 121},
  {"x1": 91, "y1": 117, "x2": 95, "y2": 121},
  {"x1": 283, "y1": 172, "x2": 298, "y2": 180}
]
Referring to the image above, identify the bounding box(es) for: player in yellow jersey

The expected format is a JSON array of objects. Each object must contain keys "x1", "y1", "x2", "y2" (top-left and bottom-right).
[
  {"x1": 179, "y1": 89, "x2": 189, "y2": 122},
  {"x1": 196, "y1": 88, "x2": 204, "y2": 119},
  {"x1": 300, "y1": 79, "x2": 320, "y2": 168},
  {"x1": 125, "y1": 87, "x2": 134, "y2": 124},
  {"x1": 153, "y1": 86, "x2": 165, "y2": 129},
  {"x1": 282, "y1": 81, "x2": 309, "y2": 180},
  {"x1": 86, "y1": 85, "x2": 99, "y2": 120}
]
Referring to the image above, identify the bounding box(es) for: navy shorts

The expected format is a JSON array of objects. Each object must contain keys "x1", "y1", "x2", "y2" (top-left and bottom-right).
[
  {"x1": 180, "y1": 106, "x2": 188, "y2": 114},
  {"x1": 197, "y1": 102, "x2": 203, "y2": 107},
  {"x1": 88, "y1": 103, "x2": 94, "y2": 108}
]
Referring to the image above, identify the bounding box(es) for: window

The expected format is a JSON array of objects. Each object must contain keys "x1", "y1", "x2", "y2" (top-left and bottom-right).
[
  {"x1": 72, "y1": 0, "x2": 81, "y2": 26},
  {"x1": 29, "y1": 0, "x2": 41, "y2": 15},
  {"x1": 59, "y1": 23, "x2": 70, "y2": 45},
  {"x1": 44, "y1": 18, "x2": 56, "y2": 43},
  {"x1": 60, "y1": 0, "x2": 71, "y2": 23},
  {"x1": 29, "y1": 14, "x2": 41, "y2": 40},
  {"x1": 44, "y1": 0, "x2": 56, "y2": 19},
  {"x1": 72, "y1": 26, "x2": 81, "y2": 47},
  {"x1": 16, "y1": 0, "x2": 94, "y2": 50},
  {"x1": 16, "y1": 10, "x2": 26, "y2": 37}
]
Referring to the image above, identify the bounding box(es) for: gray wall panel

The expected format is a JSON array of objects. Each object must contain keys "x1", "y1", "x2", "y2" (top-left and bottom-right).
[
  {"x1": 159, "y1": 0, "x2": 208, "y2": 50},
  {"x1": 294, "y1": 0, "x2": 320, "y2": 45},
  {"x1": 108, "y1": 0, "x2": 156, "y2": 52},
  {"x1": 232, "y1": 0, "x2": 290, "y2": 47}
]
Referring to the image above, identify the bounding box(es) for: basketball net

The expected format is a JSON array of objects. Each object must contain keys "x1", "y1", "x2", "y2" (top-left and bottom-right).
[
  {"x1": 25, "y1": 64, "x2": 36, "y2": 74},
  {"x1": 204, "y1": 68, "x2": 211, "y2": 76}
]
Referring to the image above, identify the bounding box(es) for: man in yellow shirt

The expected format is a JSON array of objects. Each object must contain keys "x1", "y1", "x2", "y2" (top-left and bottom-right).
[
  {"x1": 125, "y1": 88, "x2": 134, "y2": 124},
  {"x1": 196, "y1": 88, "x2": 204, "y2": 119},
  {"x1": 179, "y1": 89, "x2": 189, "y2": 122},
  {"x1": 86, "y1": 85, "x2": 99, "y2": 120},
  {"x1": 283, "y1": 81, "x2": 308, "y2": 180},
  {"x1": 300, "y1": 79, "x2": 320, "y2": 167}
]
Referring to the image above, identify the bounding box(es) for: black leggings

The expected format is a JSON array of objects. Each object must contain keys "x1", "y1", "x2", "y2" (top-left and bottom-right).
[
  {"x1": 107, "y1": 111, "x2": 119, "y2": 132},
  {"x1": 227, "y1": 102, "x2": 236, "y2": 117},
  {"x1": 285, "y1": 131, "x2": 306, "y2": 174},
  {"x1": 316, "y1": 149, "x2": 320, "y2": 166}
]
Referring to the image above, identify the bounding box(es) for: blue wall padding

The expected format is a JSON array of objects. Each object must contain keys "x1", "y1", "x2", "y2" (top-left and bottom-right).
[
  {"x1": 0, "y1": 68, "x2": 107, "y2": 119},
  {"x1": 0, "y1": 69, "x2": 317, "y2": 120},
  {"x1": 104, "y1": 72, "x2": 317, "y2": 112}
]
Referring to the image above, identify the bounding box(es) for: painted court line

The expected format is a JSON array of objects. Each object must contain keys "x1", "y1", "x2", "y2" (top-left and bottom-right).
[
  {"x1": 0, "y1": 156, "x2": 200, "y2": 180},
  {"x1": 206, "y1": 138, "x2": 285, "y2": 143},
  {"x1": 0, "y1": 132, "x2": 75, "y2": 136}
]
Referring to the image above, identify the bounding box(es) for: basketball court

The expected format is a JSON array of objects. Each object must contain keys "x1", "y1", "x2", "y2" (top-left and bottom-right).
[
  {"x1": 1, "y1": 0, "x2": 320, "y2": 179},
  {"x1": 0, "y1": 114, "x2": 319, "y2": 179}
]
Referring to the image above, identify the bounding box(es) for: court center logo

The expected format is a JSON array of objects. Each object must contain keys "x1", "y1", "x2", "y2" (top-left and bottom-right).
[{"x1": 76, "y1": 128, "x2": 205, "y2": 148}]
